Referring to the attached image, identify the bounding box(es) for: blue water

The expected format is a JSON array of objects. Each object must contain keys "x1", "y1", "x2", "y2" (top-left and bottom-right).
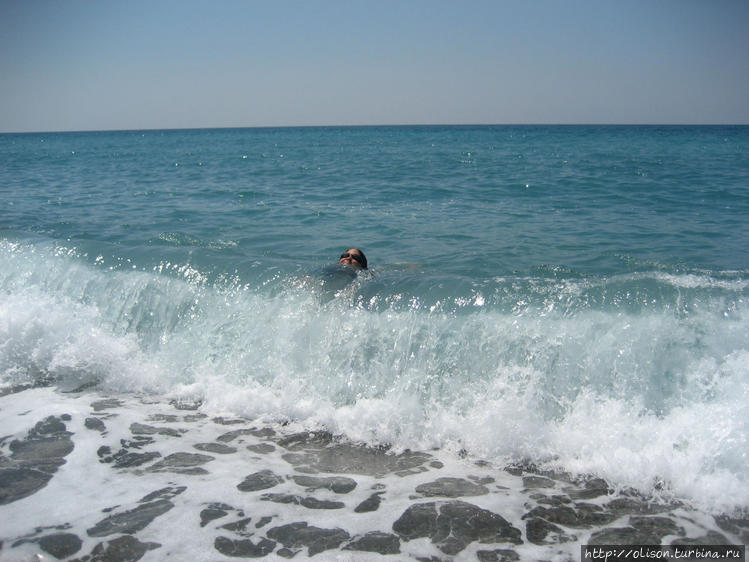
[{"x1": 1, "y1": 125, "x2": 748, "y2": 511}]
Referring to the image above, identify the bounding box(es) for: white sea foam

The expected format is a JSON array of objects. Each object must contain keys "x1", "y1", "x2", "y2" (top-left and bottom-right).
[{"x1": 1, "y1": 239, "x2": 747, "y2": 512}]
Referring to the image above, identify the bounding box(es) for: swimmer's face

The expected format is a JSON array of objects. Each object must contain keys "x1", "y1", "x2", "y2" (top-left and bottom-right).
[{"x1": 339, "y1": 248, "x2": 365, "y2": 268}]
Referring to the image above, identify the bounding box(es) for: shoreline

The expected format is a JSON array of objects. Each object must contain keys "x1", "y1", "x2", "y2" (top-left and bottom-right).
[{"x1": 1, "y1": 386, "x2": 747, "y2": 560}]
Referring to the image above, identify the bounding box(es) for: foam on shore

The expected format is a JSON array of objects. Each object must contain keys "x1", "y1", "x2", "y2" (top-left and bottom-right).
[{"x1": 1, "y1": 387, "x2": 747, "y2": 561}]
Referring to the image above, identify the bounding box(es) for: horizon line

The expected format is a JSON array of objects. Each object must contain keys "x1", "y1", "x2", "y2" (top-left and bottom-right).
[{"x1": 2, "y1": 122, "x2": 748, "y2": 135}]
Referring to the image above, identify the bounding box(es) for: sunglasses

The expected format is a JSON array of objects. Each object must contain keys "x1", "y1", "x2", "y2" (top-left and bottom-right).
[{"x1": 340, "y1": 252, "x2": 364, "y2": 265}]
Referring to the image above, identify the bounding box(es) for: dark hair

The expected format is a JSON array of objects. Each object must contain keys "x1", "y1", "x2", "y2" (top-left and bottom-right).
[{"x1": 346, "y1": 248, "x2": 367, "y2": 269}]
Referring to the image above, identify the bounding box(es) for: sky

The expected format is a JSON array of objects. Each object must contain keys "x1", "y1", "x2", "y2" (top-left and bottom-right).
[{"x1": 1, "y1": 0, "x2": 748, "y2": 132}]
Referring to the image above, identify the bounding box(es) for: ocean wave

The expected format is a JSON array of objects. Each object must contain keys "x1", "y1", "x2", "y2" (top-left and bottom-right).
[{"x1": 1, "y1": 237, "x2": 747, "y2": 511}]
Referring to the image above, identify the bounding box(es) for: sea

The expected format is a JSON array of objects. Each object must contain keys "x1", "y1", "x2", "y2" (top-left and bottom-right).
[{"x1": 1, "y1": 125, "x2": 748, "y2": 560}]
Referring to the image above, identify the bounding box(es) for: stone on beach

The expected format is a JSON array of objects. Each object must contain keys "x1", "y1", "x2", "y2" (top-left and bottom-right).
[
  {"x1": 266, "y1": 521, "x2": 350, "y2": 557},
  {"x1": 393, "y1": 500, "x2": 523, "y2": 555},
  {"x1": 237, "y1": 469, "x2": 285, "y2": 492},
  {"x1": 1, "y1": 389, "x2": 746, "y2": 561},
  {"x1": 415, "y1": 476, "x2": 490, "y2": 497},
  {"x1": 0, "y1": 415, "x2": 74, "y2": 504},
  {"x1": 291, "y1": 474, "x2": 357, "y2": 494},
  {"x1": 87, "y1": 499, "x2": 176, "y2": 537}
]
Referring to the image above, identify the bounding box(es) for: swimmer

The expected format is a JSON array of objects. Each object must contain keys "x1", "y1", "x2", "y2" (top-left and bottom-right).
[{"x1": 339, "y1": 248, "x2": 367, "y2": 269}]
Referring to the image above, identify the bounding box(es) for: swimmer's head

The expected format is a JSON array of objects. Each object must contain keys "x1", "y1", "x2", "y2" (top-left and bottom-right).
[{"x1": 339, "y1": 248, "x2": 367, "y2": 269}]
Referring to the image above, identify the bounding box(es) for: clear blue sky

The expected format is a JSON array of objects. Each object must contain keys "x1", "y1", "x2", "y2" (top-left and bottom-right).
[{"x1": 1, "y1": 0, "x2": 748, "y2": 132}]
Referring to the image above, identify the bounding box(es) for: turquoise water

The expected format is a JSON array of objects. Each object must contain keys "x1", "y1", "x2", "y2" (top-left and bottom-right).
[
  {"x1": 2, "y1": 126, "x2": 748, "y2": 276},
  {"x1": 1, "y1": 125, "x2": 748, "y2": 511}
]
